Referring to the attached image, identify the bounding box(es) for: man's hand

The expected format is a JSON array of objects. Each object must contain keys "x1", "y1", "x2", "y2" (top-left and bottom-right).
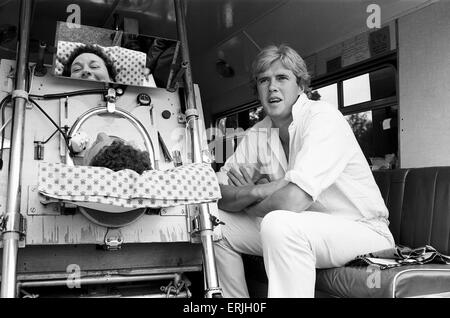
[
  {"x1": 227, "y1": 167, "x2": 254, "y2": 186},
  {"x1": 252, "y1": 179, "x2": 289, "y2": 201},
  {"x1": 218, "y1": 184, "x2": 260, "y2": 212},
  {"x1": 218, "y1": 167, "x2": 272, "y2": 212},
  {"x1": 227, "y1": 166, "x2": 287, "y2": 200},
  {"x1": 227, "y1": 167, "x2": 270, "y2": 187}
]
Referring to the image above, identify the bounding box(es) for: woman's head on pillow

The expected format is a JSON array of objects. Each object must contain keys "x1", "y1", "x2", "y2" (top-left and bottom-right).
[
  {"x1": 63, "y1": 45, "x2": 117, "y2": 82},
  {"x1": 84, "y1": 133, "x2": 152, "y2": 174}
]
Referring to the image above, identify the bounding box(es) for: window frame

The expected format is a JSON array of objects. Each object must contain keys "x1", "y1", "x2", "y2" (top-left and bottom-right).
[
  {"x1": 311, "y1": 51, "x2": 398, "y2": 116},
  {"x1": 310, "y1": 51, "x2": 399, "y2": 166}
]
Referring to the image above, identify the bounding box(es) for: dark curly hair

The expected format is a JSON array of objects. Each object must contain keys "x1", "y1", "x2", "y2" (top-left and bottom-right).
[
  {"x1": 62, "y1": 44, "x2": 118, "y2": 81},
  {"x1": 89, "y1": 140, "x2": 152, "y2": 174}
]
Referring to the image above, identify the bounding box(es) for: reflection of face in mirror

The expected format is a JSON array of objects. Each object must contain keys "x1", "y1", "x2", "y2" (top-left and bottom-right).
[
  {"x1": 62, "y1": 45, "x2": 117, "y2": 82},
  {"x1": 54, "y1": 22, "x2": 180, "y2": 87}
]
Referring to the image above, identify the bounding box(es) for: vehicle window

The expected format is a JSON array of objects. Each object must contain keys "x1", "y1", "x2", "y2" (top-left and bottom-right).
[
  {"x1": 345, "y1": 106, "x2": 398, "y2": 169},
  {"x1": 314, "y1": 83, "x2": 338, "y2": 106},
  {"x1": 343, "y1": 66, "x2": 396, "y2": 107},
  {"x1": 343, "y1": 74, "x2": 371, "y2": 106}
]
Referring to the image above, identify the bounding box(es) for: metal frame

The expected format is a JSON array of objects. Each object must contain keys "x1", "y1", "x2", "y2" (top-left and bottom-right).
[
  {"x1": 18, "y1": 272, "x2": 192, "y2": 298},
  {"x1": 174, "y1": 0, "x2": 223, "y2": 298},
  {"x1": 1, "y1": 0, "x2": 32, "y2": 298}
]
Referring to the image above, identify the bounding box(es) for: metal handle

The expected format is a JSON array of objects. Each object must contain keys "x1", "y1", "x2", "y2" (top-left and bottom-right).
[{"x1": 66, "y1": 106, "x2": 157, "y2": 169}]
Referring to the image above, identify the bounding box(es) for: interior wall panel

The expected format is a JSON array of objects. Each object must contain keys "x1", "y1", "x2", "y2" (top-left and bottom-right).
[{"x1": 398, "y1": 1, "x2": 450, "y2": 168}]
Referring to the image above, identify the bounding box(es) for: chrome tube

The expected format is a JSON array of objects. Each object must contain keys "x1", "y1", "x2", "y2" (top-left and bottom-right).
[
  {"x1": 1, "y1": 0, "x2": 33, "y2": 298},
  {"x1": 186, "y1": 108, "x2": 202, "y2": 163},
  {"x1": 174, "y1": 0, "x2": 222, "y2": 298},
  {"x1": 200, "y1": 233, "x2": 220, "y2": 287},
  {"x1": 1, "y1": 233, "x2": 20, "y2": 297},
  {"x1": 123, "y1": 291, "x2": 189, "y2": 298},
  {"x1": 174, "y1": 0, "x2": 201, "y2": 163},
  {"x1": 174, "y1": 0, "x2": 196, "y2": 111},
  {"x1": 18, "y1": 273, "x2": 178, "y2": 288}
]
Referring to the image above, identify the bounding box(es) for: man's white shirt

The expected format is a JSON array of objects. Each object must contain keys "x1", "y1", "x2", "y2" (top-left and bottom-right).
[{"x1": 217, "y1": 93, "x2": 393, "y2": 244}]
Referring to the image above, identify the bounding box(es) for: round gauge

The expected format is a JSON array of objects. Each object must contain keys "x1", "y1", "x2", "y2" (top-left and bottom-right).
[
  {"x1": 162, "y1": 110, "x2": 172, "y2": 119},
  {"x1": 137, "y1": 93, "x2": 151, "y2": 106}
]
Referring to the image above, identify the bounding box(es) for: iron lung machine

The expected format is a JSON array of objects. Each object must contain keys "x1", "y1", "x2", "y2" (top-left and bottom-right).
[{"x1": 0, "y1": 58, "x2": 222, "y2": 298}]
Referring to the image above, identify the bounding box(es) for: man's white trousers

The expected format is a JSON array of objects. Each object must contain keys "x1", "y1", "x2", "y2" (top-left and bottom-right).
[{"x1": 214, "y1": 209, "x2": 394, "y2": 298}]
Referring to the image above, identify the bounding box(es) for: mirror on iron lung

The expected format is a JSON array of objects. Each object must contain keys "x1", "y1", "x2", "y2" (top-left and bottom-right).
[
  {"x1": 50, "y1": 22, "x2": 169, "y2": 173},
  {"x1": 52, "y1": 21, "x2": 180, "y2": 88}
]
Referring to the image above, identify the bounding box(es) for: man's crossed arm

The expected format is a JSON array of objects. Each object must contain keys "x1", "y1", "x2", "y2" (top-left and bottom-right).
[
  {"x1": 218, "y1": 167, "x2": 312, "y2": 216},
  {"x1": 244, "y1": 182, "x2": 312, "y2": 217},
  {"x1": 217, "y1": 166, "x2": 275, "y2": 212}
]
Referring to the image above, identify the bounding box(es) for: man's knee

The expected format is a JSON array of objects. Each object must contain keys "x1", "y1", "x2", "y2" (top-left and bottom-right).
[
  {"x1": 260, "y1": 210, "x2": 293, "y2": 243},
  {"x1": 260, "y1": 210, "x2": 316, "y2": 246}
]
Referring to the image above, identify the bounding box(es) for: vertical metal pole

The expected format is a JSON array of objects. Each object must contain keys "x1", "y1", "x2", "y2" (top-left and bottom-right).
[
  {"x1": 1, "y1": 0, "x2": 32, "y2": 298},
  {"x1": 174, "y1": 0, "x2": 222, "y2": 298},
  {"x1": 174, "y1": 0, "x2": 201, "y2": 162}
]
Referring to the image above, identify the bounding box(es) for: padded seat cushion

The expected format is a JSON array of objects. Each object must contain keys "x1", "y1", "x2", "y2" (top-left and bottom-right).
[
  {"x1": 316, "y1": 264, "x2": 450, "y2": 298},
  {"x1": 242, "y1": 254, "x2": 450, "y2": 298}
]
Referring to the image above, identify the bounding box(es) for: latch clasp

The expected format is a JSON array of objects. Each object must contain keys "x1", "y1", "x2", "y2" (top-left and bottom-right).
[{"x1": 103, "y1": 228, "x2": 123, "y2": 251}]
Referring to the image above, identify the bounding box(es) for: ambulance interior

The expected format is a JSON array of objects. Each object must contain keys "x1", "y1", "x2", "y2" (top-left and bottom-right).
[{"x1": 0, "y1": 0, "x2": 446, "y2": 298}]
